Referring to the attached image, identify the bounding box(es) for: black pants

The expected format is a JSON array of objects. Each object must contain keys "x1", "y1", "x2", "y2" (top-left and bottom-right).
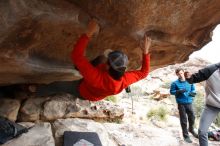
[
  {"x1": 35, "y1": 80, "x2": 84, "y2": 99},
  {"x1": 177, "y1": 103, "x2": 195, "y2": 138}
]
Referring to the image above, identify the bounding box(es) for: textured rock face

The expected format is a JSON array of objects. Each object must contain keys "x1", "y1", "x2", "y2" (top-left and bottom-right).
[
  {"x1": 3, "y1": 122, "x2": 55, "y2": 146},
  {"x1": 53, "y1": 118, "x2": 117, "y2": 146},
  {"x1": 0, "y1": 0, "x2": 220, "y2": 84},
  {"x1": 0, "y1": 98, "x2": 20, "y2": 121},
  {"x1": 0, "y1": 94, "x2": 124, "y2": 122}
]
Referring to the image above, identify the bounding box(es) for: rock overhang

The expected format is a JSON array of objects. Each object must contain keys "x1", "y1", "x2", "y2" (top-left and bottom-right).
[{"x1": 0, "y1": 0, "x2": 220, "y2": 84}]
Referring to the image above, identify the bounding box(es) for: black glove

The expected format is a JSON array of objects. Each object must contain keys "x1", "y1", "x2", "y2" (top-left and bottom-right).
[
  {"x1": 176, "y1": 89, "x2": 186, "y2": 95},
  {"x1": 189, "y1": 92, "x2": 196, "y2": 97},
  {"x1": 125, "y1": 86, "x2": 131, "y2": 93}
]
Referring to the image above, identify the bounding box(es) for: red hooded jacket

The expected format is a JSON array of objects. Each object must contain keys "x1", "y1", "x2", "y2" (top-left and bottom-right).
[{"x1": 71, "y1": 34, "x2": 150, "y2": 101}]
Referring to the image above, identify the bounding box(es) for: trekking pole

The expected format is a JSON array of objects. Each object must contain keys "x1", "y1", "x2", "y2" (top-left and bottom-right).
[
  {"x1": 131, "y1": 94, "x2": 134, "y2": 115},
  {"x1": 125, "y1": 86, "x2": 134, "y2": 114}
]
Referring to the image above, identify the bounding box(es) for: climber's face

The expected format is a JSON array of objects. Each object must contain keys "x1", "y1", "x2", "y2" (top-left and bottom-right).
[
  {"x1": 176, "y1": 70, "x2": 185, "y2": 81},
  {"x1": 184, "y1": 71, "x2": 192, "y2": 79}
]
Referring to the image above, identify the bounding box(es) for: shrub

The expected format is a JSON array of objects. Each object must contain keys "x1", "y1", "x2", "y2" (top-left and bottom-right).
[
  {"x1": 147, "y1": 106, "x2": 169, "y2": 121},
  {"x1": 193, "y1": 89, "x2": 220, "y2": 126},
  {"x1": 129, "y1": 86, "x2": 143, "y2": 97},
  {"x1": 105, "y1": 95, "x2": 117, "y2": 103},
  {"x1": 214, "y1": 114, "x2": 220, "y2": 127},
  {"x1": 193, "y1": 90, "x2": 205, "y2": 118}
]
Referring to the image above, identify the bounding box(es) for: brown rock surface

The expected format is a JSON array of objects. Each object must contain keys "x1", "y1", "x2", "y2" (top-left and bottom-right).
[
  {"x1": 0, "y1": 0, "x2": 220, "y2": 84},
  {"x1": 0, "y1": 98, "x2": 20, "y2": 121},
  {"x1": 18, "y1": 94, "x2": 124, "y2": 122},
  {"x1": 18, "y1": 97, "x2": 48, "y2": 122}
]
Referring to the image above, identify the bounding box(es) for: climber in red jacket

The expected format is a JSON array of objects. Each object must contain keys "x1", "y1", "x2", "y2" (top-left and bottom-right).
[{"x1": 33, "y1": 19, "x2": 151, "y2": 101}]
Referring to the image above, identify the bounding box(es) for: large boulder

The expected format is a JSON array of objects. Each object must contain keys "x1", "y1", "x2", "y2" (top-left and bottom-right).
[
  {"x1": 53, "y1": 118, "x2": 117, "y2": 146},
  {"x1": 0, "y1": 0, "x2": 220, "y2": 84},
  {"x1": 2, "y1": 122, "x2": 55, "y2": 146},
  {"x1": 0, "y1": 98, "x2": 20, "y2": 121},
  {"x1": 18, "y1": 94, "x2": 124, "y2": 122}
]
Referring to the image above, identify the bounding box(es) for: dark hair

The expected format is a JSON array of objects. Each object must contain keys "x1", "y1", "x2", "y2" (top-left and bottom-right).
[
  {"x1": 108, "y1": 61, "x2": 125, "y2": 80},
  {"x1": 108, "y1": 67, "x2": 125, "y2": 80},
  {"x1": 175, "y1": 68, "x2": 184, "y2": 74}
]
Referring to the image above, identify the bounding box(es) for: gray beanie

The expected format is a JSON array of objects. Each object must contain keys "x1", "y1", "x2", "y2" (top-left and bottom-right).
[{"x1": 108, "y1": 50, "x2": 128, "y2": 72}]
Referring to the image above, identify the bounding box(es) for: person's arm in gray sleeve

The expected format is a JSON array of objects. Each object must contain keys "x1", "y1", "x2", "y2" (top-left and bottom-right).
[{"x1": 186, "y1": 62, "x2": 220, "y2": 84}]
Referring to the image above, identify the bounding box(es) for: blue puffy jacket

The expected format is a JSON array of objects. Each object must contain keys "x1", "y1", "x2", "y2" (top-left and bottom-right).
[{"x1": 170, "y1": 79, "x2": 196, "y2": 104}]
